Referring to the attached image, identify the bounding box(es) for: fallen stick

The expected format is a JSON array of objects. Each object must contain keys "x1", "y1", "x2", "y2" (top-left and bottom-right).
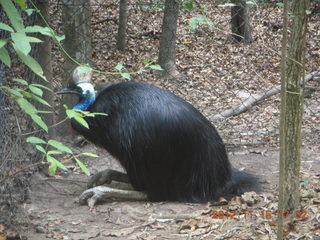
[{"x1": 212, "y1": 71, "x2": 320, "y2": 121}]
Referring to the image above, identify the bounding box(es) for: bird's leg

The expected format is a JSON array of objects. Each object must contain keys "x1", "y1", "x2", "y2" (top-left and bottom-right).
[
  {"x1": 87, "y1": 169, "x2": 129, "y2": 188},
  {"x1": 78, "y1": 186, "x2": 148, "y2": 208}
]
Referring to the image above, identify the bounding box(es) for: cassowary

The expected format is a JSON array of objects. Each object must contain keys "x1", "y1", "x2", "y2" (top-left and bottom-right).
[{"x1": 57, "y1": 66, "x2": 257, "y2": 207}]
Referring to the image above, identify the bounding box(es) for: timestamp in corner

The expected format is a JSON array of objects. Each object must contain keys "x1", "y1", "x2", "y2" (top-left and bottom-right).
[{"x1": 210, "y1": 209, "x2": 308, "y2": 220}]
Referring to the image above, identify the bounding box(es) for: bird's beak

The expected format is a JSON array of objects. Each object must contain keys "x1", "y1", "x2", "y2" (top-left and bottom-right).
[{"x1": 56, "y1": 87, "x2": 80, "y2": 95}]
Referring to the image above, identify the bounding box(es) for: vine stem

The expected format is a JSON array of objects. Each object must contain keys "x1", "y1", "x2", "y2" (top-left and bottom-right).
[{"x1": 20, "y1": 117, "x2": 69, "y2": 136}]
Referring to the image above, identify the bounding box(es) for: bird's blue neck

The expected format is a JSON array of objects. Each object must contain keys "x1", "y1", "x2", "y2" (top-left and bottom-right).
[
  {"x1": 73, "y1": 95, "x2": 96, "y2": 111},
  {"x1": 72, "y1": 82, "x2": 96, "y2": 111}
]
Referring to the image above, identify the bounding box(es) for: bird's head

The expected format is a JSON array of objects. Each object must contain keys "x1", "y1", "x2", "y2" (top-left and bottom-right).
[{"x1": 57, "y1": 66, "x2": 96, "y2": 110}]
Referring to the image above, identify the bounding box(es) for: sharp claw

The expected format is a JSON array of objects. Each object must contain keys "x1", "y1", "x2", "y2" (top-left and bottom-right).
[
  {"x1": 88, "y1": 197, "x2": 97, "y2": 208},
  {"x1": 78, "y1": 189, "x2": 94, "y2": 205},
  {"x1": 78, "y1": 187, "x2": 106, "y2": 208}
]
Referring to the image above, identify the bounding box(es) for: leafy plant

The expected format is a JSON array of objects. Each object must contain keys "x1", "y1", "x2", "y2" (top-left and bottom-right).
[
  {"x1": 0, "y1": 0, "x2": 96, "y2": 175},
  {"x1": 26, "y1": 136, "x2": 95, "y2": 175},
  {"x1": 189, "y1": 14, "x2": 213, "y2": 32},
  {"x1": 64, "y1": 105, "x2": 108, "y2": 129}
]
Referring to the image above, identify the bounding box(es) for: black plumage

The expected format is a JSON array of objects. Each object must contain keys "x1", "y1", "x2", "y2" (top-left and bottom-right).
[
  {"x1": 58, "y1": 67, "x2": 257, "y2": 204},
  {"x1": 73, "y1": 82, "x2": 230, "y2": 202}
]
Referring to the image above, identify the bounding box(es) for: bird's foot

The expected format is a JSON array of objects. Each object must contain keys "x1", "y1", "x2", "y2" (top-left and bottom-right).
[
  {"x1": 78, "y1": 186, "x2": 148, "y2": 208},
  {"x1": 78, "y1": 186, "x2": 113, "y2": 208}
]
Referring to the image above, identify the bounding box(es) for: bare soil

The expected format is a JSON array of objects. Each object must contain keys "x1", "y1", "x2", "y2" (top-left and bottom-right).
[{"x1": 14, "y1": 140, "x2": 320, "y2": 240}]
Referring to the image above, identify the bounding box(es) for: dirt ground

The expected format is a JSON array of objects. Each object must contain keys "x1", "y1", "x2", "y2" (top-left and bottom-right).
[{"x1": 13, "y1": 139, "x2": 320, "y2": 240}]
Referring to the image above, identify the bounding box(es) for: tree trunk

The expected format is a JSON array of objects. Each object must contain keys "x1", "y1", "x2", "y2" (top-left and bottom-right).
[
  {"x1": 230, "y1": 0, "x2": 252, "y2": 44},
  {"x1": 116, "y1": 0, "x2": 128, "y2": 51},
  {"x1": 277, "y1": 0, "x2": 309, "y2": 239},
  {"x1": 57, "y1": 0, "x2": 92, "y2": 136},
  {"x1": 158, "y1": 0, "x2": 179, "y2": 76},
  {"x1": 34, "y1": 0, "x2": 55, "y2": 139}
]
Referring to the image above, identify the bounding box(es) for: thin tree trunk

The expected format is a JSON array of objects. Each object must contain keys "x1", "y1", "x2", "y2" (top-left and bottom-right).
[
  {"x1": 158, "y1": 0, "x2": 179, "y2": 76},
  {"x1": 57, "y1": 0, "x2": 92, "y2": 136},
  {"x1": 277, "y1": 0, "x2": 309, "y2": 239},
  {"x1": 117, "y1": 0, "x2": 128, "y2": 51},
  {"x1": 230, "y1": 0, "x2": 252, "y2": 44}
]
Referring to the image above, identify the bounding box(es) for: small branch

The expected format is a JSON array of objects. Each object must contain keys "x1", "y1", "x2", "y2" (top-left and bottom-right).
[
  {"x1": 129, "y1": 30, "x2": 160, "y2": 39},
  {"x1": 92, "y1": 17, "x2": 118, "y2": 25},
  {"x1": 212, "y1": 71, "x2": 320, "y2": 121},
  {"x1": 179, "y1": 64, "x2": 226, "y2": 75},
  {"x1": 0, "y1": 161, "x2": 48, "y2": 184}
]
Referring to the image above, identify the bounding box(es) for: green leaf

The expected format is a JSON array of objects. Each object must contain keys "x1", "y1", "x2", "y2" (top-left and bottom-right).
[
  {"x1": 0, "y1": 22, "x2": 14, "y2": 32},
  {"x1": 120, "y1": 72, "x2": 131, "y2": 80},
  {"x1": 47, "y1": 155, "x2": 68, "y2": 171},
  {"x1": 66, "y1": 109, "x2": 77, "y2": 119},
  {"x1": 16, "y1": 97, "x2": 37, "y2": 114},
  {"x1": 81, "y1": 152, "x2": 99, "y2": 158},
  {"x1": 14, "y1": 0, "x2": 27, "y2": 9},
  {"x1": 300, "y1": 181, "x2": 309, "y2": 188},
  {"x1": 55, "y1": 34, "x2": 65, "y2": 42},
  {"x1": 26, "y1": 36, "x2": 43, "y2": 43},
  {"x1": 30, "y1": 83, "x2": 53, "y2": 92},
  {"x1": 32, "y1": 94, "x2": 51, "y2": 107},
  {"x1": 29, "y1": 85, "x2": 43, "y2": 96},
  {"x1": 115, "y1": 63, "x2": 123, "y2": 71},
  {"x1": 37, "y1": 110, "x2": 53, "y2": 114},
  {"x1": 276, "y1": 2, "x2": 284, "y2": 8},
  {"x1": 48, "y1": 140, "x2": 72, "y2": 154},
  {"x1": 13, "y1": 78, "x2": 28, "y2": 85},
  {"x1": 74, "y1": 115, "x2": 89, "y2": 129},
  {"x1": 48, "y1": 159, "x2": 57, "y2": 174},
  {"x1": 26, "y1": 136, "x2": 46, "y2": 144},
  {"x1": 0, "y1": 0, "x2": 25, "y2": 31},
  {"x1": 25, "y1": 25, "x2": 65, "y2": 42},
  {"x1": 218, "y1": 3, "x2": 236, "y2": 7},
  {"x1": 306, "y1": 10, "x2": 312, "y2": 15},
  {"x1": 25, "y1": 8, "x2": 35, "y2": 16},
  {"x1": 20, "y1": 90, "x2": 33, "y2": 98},
  {"x1": 75, "y1": 157, "x2": 90, "y2": 176},
  {"x1": 247, "y1": 1, "x2": 257, "y2": 6},
  {"x1": 13, "y1": 43, "x2": 45, "y2": 78},
  {"x1": 35, "y1": 144, "x2": 46, "y2": 154},
  {"x1": 77, "y1": 65, "x2": 92, "y2": 75},
  {"x1": 0, "y1": 47, "x2": 11, "y2": 67},
  {"x1": 0, "y1": 39, "x2": 8, "y2": 49},
  {"x1": 149, "y1": 64, "x2": 163, "y2": 71},
  {"x1": 142, "y1": 60, "x2": 150, "y2": 65},
  {"x1": 31, "y1": 114, "x2": 48, "y2": 132},
  {"x1": 55, "y1": 160, "x2": 68, "y2": 171},
  {"x1": 47, "y1": 150, "x2": 62, "y2": 155},
  {"x1": 2, "y1": 86, "x2": 23, "y2": 97},
  {"x1": 189, "y1": 15, "x2": 211, "y2": 31},
  {"x1": 180, "y1": 1, "x2": 194, "y2": 11},
  {"x1": 25, "y1": 25, "x2": 50, "y2": 34},
  {"x1": 85, "y1": 112, "x2": 108, "y2": 117}
]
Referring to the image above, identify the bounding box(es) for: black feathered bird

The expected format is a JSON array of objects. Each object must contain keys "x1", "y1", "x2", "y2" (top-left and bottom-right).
[{"x1": 57, "y1": 66, "x2": 257, "y2": 207}]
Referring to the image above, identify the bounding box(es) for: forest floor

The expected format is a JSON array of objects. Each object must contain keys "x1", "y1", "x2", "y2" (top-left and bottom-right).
[
  {"x1": 3, "y1": 1, "x2": 320, "y2": 239},
  {"x1": 13, "y1": 141, "x2": 320, "y2": 240}
]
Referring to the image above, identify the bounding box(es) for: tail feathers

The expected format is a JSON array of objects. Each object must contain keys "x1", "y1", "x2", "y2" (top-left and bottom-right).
[{"x1": 222, "y1": 168, "x2": 261, "y2": 200}]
